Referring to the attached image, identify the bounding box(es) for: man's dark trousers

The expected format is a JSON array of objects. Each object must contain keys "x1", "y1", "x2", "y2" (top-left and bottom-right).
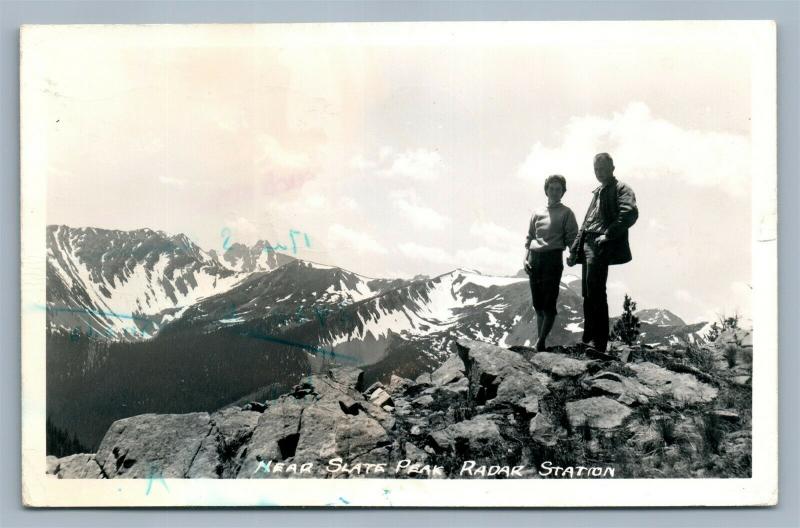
[{"x1": 581, "y1": 234, "x2": 609, "y2": 351}]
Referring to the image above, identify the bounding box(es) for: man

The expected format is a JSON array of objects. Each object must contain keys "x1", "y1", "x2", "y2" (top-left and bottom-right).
[{"x1": 567, "y1": 153, "x2": 638, "y2": 353}]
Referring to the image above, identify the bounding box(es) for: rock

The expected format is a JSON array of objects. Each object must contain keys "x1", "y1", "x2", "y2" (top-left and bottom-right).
[
  {"x1": 370, "y1": 388, "x2": 394, "y2": 408},
  {"x1": 493, "y1": 371, "x2": 547, "y2": 414},
  {"x1": 528, "y1": 411, "x2": 566, "y2": 447},
  {"x1": 364, "y1": 381, "x2": 384, "y2": 396},
  {"x1": 565, "y1": 397, "x2": 632, "y2": 429},
  {"x1": 387, "y1": 375, "x2": 414, "y2": 394},
  {"x1": 532, "y1": 352, "x2": 592, "y2": 377},
  {"x1": 52, "y1": 453, "x2": 104, "y2": 479},
  {"x1": 429, "y1": 415, "x2": 503, "y2": 456},
  {"x1": 412, "y1": 394, "x2": 434, "y2": 407},
  {"x1": 187, "y1": 408, "x2": 261, "y2": 478},
  {"x1": 583, "y1": 371, "x2": 656, "y2": 405},
  {"x1": 338, "y1": 395, "x2": 362, "y2": 415},
  {"x1": 404, "y1": 442, "x2": 429, "y2": 462},
  {"x1": 456, "y1": 339, "x2": 551, "y2": 410},
  {"x1": 327, "y1": 366, "x2": 365, "y2": 392},
  {"x1": 237, "y1": 398, "x2": 308, "y2": 478},
  {"x1": 730, "y1": 375, "x2": 751, "y2": 387},
  {"x1": 410, "y1": 425, "x2": 423, "y2": 436},
  {"x1": 585, "y1": 348, "x2": 620, "y2": 362},
  {"x1": 46, "y1": 455, "x2": 59, "y2": 475},
  {"x1": 414, "y1": 372, "x2": 432, "y2": 385},
  {"x1": 628, "y1": 362, "x2": 718, "y2": 406},
  {"x1": 293, "y1": 399, "x2": 391, "y2": 473},
  {"x1": 96, "y1": 412, "x2": 212, "y2": 478},
  {"x1": 618, "y1": 345, "x2": 634, "y2": 363},
  {"x1": 243, "y1": 401, "x2": 266, "y2": 413},
  {"x1": 430, "y1": 354, "x2": 467, "y2": 386},
  {"x1": 382, "y1": 405, "x2": 394, "y2": 412},
  {"x1": 711, "y1": 409, "x2": 740, "y2": 422}
]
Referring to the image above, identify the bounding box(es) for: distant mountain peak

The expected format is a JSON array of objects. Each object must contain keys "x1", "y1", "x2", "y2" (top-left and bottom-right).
[{"x1": 635, "y1": 308, "x2": 686, "y2": 327}]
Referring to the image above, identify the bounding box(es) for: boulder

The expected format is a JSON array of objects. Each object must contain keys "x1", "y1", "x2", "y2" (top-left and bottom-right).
[
  {"x1": 532, "y1": 352, "x2": 592, "y2": 377},
  {"x1": 96, "y1": 412, "x2": 212, "y2": 478},
  {"x1": 52, "y1": 453, "x2": 104, "y2": 479},
  {"x1": 528, "y1": 411, "x2": 566, "y2": 447},
  {"x1": 327, "y1": 366, "x2": 365, "y2": 392},
  {"x1": 293, "y1": 399, "x2": 391, "y2": 474},
  {"x1": 414, "y1": 372, "x2": 433, "y2": 385},
  {"x1": 565, "y1": 397, "x2": 632, "y2": 429},
  {"x1": 493, "y1": 370, "x2": 547, "y2": 415},
  {"x1": 45, "y1": 455, "x2": 59, "y2": 475},
  {"x1": 187, "y1": 408, "x2": 261, "y2": 478},
  {"x1": 430, "y1": 354, "x2": 467, "y2": 386},
  {"x1": 583, "y1": 371, "x2": 656, "y2": 405},
  {"x1": 429, "y1": 415, "x2": 503, "y2": 456},
  {"x1": 387, "y1": 375, "x2": 414, "y2": 395},
  {"x1": 237, "y1": 398, "x2": 308, "y2": 478},
  {"x1": 364, "y1": 381, "x2": 384, "y2": 397},
  {"x1": 370, "y1": 388, "x2": 394, "y2": 408},
  {"x1": 456, "y1": 339, "x2": 550, "y2": 410},
  {"x1": 711, "y1": 409, "x2": 740, "y2": 423},
  {"x1": 412, "y1": 394, "x2": 435, "y2": 407},
  {"x1": 628, "y1": 362, "x2": 718, "y2": 406}
]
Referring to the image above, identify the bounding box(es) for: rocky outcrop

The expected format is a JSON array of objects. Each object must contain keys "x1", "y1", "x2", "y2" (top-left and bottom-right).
[
  {"x1": 627, "y1": 361, "x2": 718, "y2": 406},
  {"x1": 50, "y1": 337, "x2": 751, "y2": 479},
  {"x1": 566, "y1": 397, "x2": 632, "y2": 429}
]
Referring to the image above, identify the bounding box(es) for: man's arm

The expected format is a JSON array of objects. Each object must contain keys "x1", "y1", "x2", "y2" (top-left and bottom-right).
[{"x1": 604, "y1": 182, "x2": 638, "y2": 240}]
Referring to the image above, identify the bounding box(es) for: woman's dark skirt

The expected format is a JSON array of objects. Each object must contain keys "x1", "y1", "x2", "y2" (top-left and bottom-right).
[{"x1": 527, "y1": 249, "x2": 565, "y2": 315}]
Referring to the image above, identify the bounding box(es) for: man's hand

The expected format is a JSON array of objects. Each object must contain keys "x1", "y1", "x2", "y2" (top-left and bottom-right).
[
  {"x1": 523, "y1": 258, "x2": 532, "y2": 274},
  {"x1": 566, "y1": 253, "x2": 577, "y2": 267},
  {"x1": 595, "y1": 234, "x2": 609, "y2": 245}
]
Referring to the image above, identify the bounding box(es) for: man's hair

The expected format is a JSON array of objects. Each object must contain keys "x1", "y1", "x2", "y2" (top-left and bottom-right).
[
  {"x1": 544, "y1": 174, "x2": 567, "y2": 194},
  {"x1": 594, "y1": 152, "x2": 615, "y2": 168}
]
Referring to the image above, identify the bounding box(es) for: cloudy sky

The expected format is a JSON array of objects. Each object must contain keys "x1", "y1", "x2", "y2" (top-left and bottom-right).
[{"x1": 33, "y1": 22, "x2": 760, "y2": 323}]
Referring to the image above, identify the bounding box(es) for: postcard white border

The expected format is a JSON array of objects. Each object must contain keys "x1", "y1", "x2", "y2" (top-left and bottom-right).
[{"x1": 20, "y1": 20, "x2": 777, "y2": 507}]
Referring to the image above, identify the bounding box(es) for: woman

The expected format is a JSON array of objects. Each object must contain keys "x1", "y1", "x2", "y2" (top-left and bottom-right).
[{"x1": 524, "y1": 174, "x2": 579, "y2": 351}]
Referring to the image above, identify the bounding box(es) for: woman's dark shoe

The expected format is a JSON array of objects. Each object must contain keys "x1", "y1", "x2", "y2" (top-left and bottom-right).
[{"x1": 535, "y1": 339, "x2": 547, "y2": 352}]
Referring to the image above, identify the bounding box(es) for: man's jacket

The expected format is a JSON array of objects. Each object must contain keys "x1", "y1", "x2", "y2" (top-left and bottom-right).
[{"x1": 570, "y1": 177, "x2": 638, "y2": 265}]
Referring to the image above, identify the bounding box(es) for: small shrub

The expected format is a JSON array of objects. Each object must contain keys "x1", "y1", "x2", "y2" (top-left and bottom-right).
[
  {"x1": 723, "y1": 343, "x2": 739, "y2": 368},
  {"x1": 656, "y1": 417, "x2": 676, "y2": 446},
  {"x1": 577, "y1": 421, "x2": 593, "y2": 442},
  {"x1": 701, "y1": 413, "x2": 724, "y2": 455},
  {"x1": 611, "y1": 294, "x2": 641, "y2": 345},
  {"x1": 685, "y1": 343, "x2": 717, "y2": 373}
]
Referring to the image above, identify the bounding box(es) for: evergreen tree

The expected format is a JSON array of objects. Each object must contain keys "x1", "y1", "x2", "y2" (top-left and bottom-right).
[{"x1": 611, "y1": 294, "x2": 641, "y2": 345}]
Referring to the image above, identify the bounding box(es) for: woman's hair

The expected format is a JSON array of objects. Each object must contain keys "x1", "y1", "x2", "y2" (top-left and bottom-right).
[{"x1": 544, "y1": 174, "x2": 567, "y2": 195}]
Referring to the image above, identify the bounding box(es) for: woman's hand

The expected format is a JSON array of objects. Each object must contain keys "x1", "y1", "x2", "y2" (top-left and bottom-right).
[{"x1": 566, "y1": 252, "x2": 577, "y2": 267}]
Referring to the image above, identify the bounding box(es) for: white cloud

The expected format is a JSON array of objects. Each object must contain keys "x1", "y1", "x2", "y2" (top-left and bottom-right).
[
  {"x1": 328, "y1": 224, "x2": 388, "y2": 255},
  {"x1": 454, "y1": 246, "x2": 520, "y2": 276},
  {"x1": 469, "y1": 221, "x2": 520, "y2": 248},
  {"x1": 516, "y1": 102, "x2": 750, "y2": 196},
  {"x1": 254, "y1": 134, "x2": 314, "y2": 192},
  {"x1": 392, "y1": 190, "x2": 451, "y2": 230},
  {"x1": 397, "y1": 241, "x2": 522, "y2": 276},
  {"x1": 159, "y1": 175, "x2": 187, "y2": 187},
  {"x1": 397, "y1": 242, "x2": 452, "y2": 265},
  {"x1": 341, "y1": 197, "x2": 359, "y2": 211},
  {"x1": 305, "y1": 194, "x2": 327, "y2": 209},
  {"x1": 354, "y1": 147, "x2": 445, "y2": 182}
]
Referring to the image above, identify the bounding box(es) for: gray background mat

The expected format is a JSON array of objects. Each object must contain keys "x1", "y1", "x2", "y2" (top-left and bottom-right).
[{"x1": 2, "y1": 1, "x2": 797, "y2": 526}]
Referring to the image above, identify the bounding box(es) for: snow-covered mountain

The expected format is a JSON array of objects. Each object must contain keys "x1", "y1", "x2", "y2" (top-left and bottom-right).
[
  {"x1": 636, "y1": 308, "x2": 687, "y2": 327},
  {"x1": 45, "y1": 225, "x2": 293, "y2": 339},
  {"x1": 46, "y1": 225, "x2": 709, "y2": 374}
]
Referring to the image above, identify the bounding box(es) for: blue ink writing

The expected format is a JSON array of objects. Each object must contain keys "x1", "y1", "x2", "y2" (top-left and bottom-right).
[
  {"x1": 221, "y1": 227, "x2": 312, "y2": 255},
  {"x1": 145, "y1": 465, "x2": 169, "y2": 495}
]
